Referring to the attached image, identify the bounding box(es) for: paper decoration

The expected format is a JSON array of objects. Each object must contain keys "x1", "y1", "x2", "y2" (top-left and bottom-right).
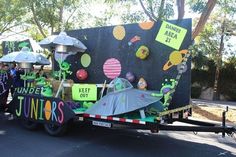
[
  {"x1": 136, "y1": 45, "x2": 149, "y2": 60},
  {"x1": 76, "y1": 69, "x2": 88, "y2": 81},
  {"x1": 139, "y1": 21, "x2": 154, "y2": 30},
  {"x1": 155, "y1": 21, "x2": 187, "y2": 50},
  {"x1": 113, "y1": 26, "x2": 126, "y2": 40},
  {"x1": 103, "y1": 58, "x2": 121, "y2": 79},
  {"x1": 163, "y1": 50, "x2": 188, "y2": 71},
  {"x1": 72, "y1": 84, "x2": 97, "y2": 101},
  {"x1": 128, "y1": 36, "x2": 141, "y2": 46},
  {"x1": 81, "y1": 53, "x2": 91, "y2": 68},
  {"x1": 137, "y1": 77, "x2": 147, "y2": 90}
]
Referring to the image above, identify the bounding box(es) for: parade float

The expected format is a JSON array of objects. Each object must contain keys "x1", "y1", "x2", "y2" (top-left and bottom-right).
[{"x1": 1, "y1": 19, "x2": 235, "y2": 137}]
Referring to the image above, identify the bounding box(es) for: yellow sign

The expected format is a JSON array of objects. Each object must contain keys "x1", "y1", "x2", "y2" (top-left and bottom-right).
[
  {"x1": 72, "y1": 84, "x2": 97, "y2": 101},
  {"x1": 155, "y1": 21, "x2": 187, "y2": 50}
]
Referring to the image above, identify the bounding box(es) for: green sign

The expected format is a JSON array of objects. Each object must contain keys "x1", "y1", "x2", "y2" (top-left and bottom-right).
[
  {"x1": 155, "y1": 21, "x2": 187, "y2": 50},
  {"x1": 72, "y1": 84, "x2": 97, "y2": 101}
]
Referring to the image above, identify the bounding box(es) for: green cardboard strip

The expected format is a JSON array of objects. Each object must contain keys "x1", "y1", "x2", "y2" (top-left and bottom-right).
[
  {"x1": 155, "y1": 21, "x2": 187, "y2": 50},
  {"x1": 72, "y1": 84, "x2": 97, "y2": 101}
]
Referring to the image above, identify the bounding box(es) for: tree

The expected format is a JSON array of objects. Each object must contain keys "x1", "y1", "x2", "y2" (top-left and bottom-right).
[
  {"x1": 21, "y1": 0, "x2": 79, "y2": 37},
  {"x1": 0, "y1": 0, "x2": 27, "y2": 34},
  {"x1": 189, "y1": 0, "x2": 236, "y2": 100}
]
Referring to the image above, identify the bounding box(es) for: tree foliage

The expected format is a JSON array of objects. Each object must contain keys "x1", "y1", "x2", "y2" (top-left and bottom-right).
[{"x1": 0, "y1": 0, "x2": 27, "y2": 34}]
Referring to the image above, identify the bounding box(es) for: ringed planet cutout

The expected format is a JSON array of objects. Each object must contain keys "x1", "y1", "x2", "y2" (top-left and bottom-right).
[
  {"x1": 81, "y1": 53, "x2": 91, "y2": 68},
  {"x1": 113, "y1": 25, "x2": 126, "y2": 40},
  {"x1": 163, "y1": 49, "x2": 188, "y2": 71},
  {"x1": 103, "y1": 58, "x2": 121, "y2": 79},
  {"x1": 139, "y1": 21, "x2": 154, "y2": 30}
]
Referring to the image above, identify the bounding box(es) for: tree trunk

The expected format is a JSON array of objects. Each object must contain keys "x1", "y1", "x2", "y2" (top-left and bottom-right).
[
  {"x1": 177, "y1": 0, "x2": 185, "y2": 20},
  {"x1": 58, "y1": 1, "x2": 64, "y2": 32},
  {"x1": 30, "y1": 3, "x2": 47, "y2": 38},
  {"x1": 213, "y1": 15, "x2": 225, "y2": 100},
  {"x1": 192, "y1": 0, "x2": 216, "y2": 39}
]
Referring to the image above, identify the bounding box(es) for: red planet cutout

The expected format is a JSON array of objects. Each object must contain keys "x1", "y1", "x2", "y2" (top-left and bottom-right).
[{"x1": 103, "y1": 58, "x2": 121, "y2": 79}]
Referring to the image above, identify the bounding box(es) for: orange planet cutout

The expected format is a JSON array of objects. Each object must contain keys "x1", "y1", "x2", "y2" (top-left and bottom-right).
[
  {"x1": 44, "y1": 100, "x2": 52, "y2": 120},
  {"x1": 163, "y1": 50, "x2": 188, "y2": 71},
  {"x1": 113, "y1": 25, "x2": 126, "y2": 40},
  {"x1": 139, "y1": 21, "x2": 154, "y2": 30}
]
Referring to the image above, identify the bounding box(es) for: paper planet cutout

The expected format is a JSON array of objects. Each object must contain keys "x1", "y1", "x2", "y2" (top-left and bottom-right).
[
  {"x1": 126, "y1": 72, "x2": 135, "y2": 82},
  {"x1": 81, "y1": 53, "x2": 91, "y2": 68},
  {"x1": 113, "y1": 25, "x2": 125, "y2": 40},
  {"x1": 103, "y1": 58, "x2": 121, "y2": 79},
  {"x1": 137, "y1": 77, "x2": 147, "y2": 90},
  {"x1": 136, "y1": 45, "x2": 149, "y2": 60},
  {"x1": 139, "y1": 21, "x2": 154, "y2": 30},
  {"x1": 163, "y1": 49, "x2": 188, "y2": 71},
  {"x1": 76, "y1": 69, "x2": 88, "y2": 81}
]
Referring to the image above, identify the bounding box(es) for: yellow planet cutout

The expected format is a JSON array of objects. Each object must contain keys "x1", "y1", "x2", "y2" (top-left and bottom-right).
[
  {"x1": 113, "y1": 25, "x2": 125, "y2": 40},
  {"x1": 81, "y1": 53, "x2": 91, "y2": 68},
  {"x1": 139, "y1": 21, "x2": 154, "y2": 30},
  {"x1": 44, "y1": 100, "x2": 52, "y2": 120},
  {"x1": 163, "y1": 49, "x2": 188, "y2": 71}
]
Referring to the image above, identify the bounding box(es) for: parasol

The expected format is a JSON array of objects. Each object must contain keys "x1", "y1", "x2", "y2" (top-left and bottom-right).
[
  {"x1": 0, "y1": 47, "x2": 50, "y2": 65},
  {"x1": 38, "y1": 32, "x2": 87, "y2": 52}
]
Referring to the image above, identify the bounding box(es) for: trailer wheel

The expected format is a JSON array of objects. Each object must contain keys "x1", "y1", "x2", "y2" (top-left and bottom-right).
[
  {"x1": 44, "y1": 123, "x2": 68, "y2": 136},
  {"x1": 21, "y1": 119, "x2": 39, "y2": 130}
]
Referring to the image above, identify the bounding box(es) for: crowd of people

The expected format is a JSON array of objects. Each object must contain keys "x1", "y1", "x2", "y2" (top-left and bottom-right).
[{"x1": 0, "y1": 63, "x2": 48, "y2": 112}]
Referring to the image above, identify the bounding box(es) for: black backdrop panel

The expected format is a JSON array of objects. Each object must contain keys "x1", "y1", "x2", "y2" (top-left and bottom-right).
[
  {"x1": 55, "y1": 19, "x2": 192, "y2": 109},
  {"x1": 2, "y1": 39, "x2": 33, "y2": 54}
]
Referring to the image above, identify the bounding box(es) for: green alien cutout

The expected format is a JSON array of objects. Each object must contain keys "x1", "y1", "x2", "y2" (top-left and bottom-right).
[
  {"x1": 152, "y1": 79, "x2": 177, "y2": 110},
  {"x1": 20, "y1": 72, "x2": 36, "y2": 87},
  {"x1": 56, "y1": 60, "x2": 72, "y2": 80},
  {"x1": 41, "y1": 83, "x2": 53, "y2": 97}
]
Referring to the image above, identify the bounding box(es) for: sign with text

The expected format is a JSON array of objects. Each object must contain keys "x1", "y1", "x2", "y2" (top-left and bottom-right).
[
  {"x1": 72, "y1": 84, "x2": 97, "y2": 101},
  {"x1": 8, "y1": 93, "x2": 75, "y2": 125},
  {"x1": 155, "y1": 21, "x2": 187, "y2": 50}
]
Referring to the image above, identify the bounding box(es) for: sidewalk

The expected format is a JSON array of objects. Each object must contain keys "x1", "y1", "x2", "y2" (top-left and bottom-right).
[{"x1": 192, "y1": 98, "x2": 236, "y2": 109}]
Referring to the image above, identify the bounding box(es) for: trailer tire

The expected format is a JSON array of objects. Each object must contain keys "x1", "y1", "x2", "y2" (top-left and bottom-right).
[
  {"x1": 21, "y1": 119, "x2": 39, "y2": 130},
  {"x1": 44, "y1": 123, "x2": 68, "y2": 136}
]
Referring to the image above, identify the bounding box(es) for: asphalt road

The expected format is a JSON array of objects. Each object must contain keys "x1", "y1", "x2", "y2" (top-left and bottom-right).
[{"x1": 0, "y1": 113, "x2": 236, "y2": 157}]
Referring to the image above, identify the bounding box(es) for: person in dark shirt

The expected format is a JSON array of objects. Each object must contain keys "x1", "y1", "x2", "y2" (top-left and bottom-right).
[{"x1": 1, "y1": 64, "x2": 10, "y2": 111}]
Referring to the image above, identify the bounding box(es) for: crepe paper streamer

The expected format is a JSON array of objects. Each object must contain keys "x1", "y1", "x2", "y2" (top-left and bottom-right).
[
  {"x1": 128, "y1": 35, "x2": 141, "y2": 46},
  {"x1": 72, "y1": 84, "x2": 97, "y2": 101},
  {"x1": 177, "y1": 63, "x2": 188, "y2": 73},
  {"x1": 163, "y1": 49, "x2": 188, "y2": 71},
  {"x1": 135, "y1": 45, "x2": 149, "y2": 60},
  {"x1": 54, "y1": 51, "x2": 77, "y2": 62},
  {"x1": 81, "y1": 53, "x2": 91, "y2": 68},
  {"x1": 103, "y1": 58, "x2": 121, "y2": 79},
  {"x1": 113, "y1": 25, "x2": 126, "y2": 40},
  {"x1": 155, "y1": 21, "x2": 187, "y2": 50},
  {"x1": 139, "y1": 21, "x2": 155, "y2": 30}
]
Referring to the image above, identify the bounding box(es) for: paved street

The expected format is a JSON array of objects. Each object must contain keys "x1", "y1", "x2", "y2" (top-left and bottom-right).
[{"x1": 0, "y1": 113, "x2": 236, "y2": 157}]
